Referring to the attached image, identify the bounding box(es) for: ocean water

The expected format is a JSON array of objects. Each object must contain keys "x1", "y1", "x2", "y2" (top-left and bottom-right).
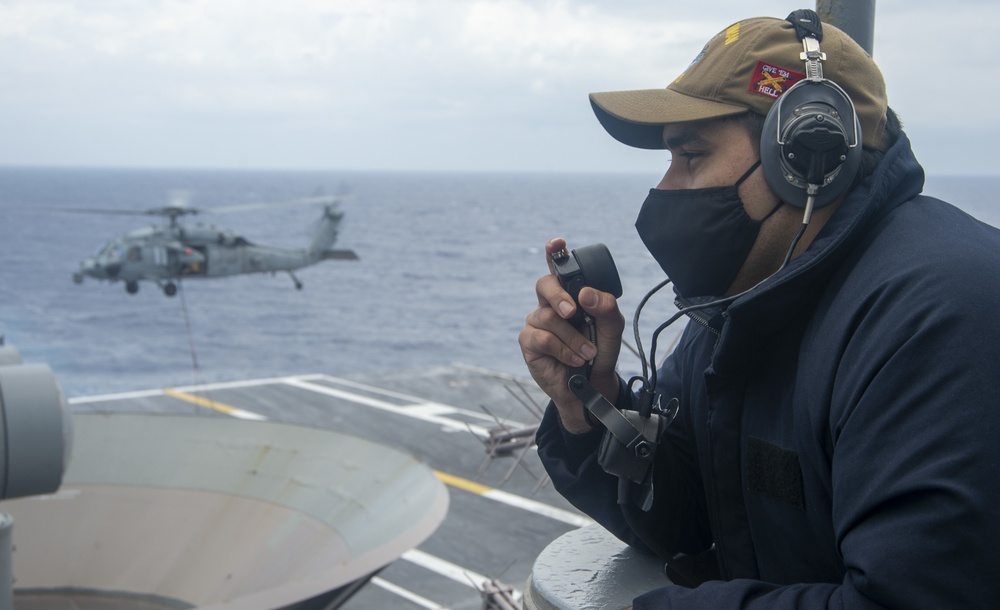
[{"x1": 0, "y1": 167, "x2": 997, "y2": 397}]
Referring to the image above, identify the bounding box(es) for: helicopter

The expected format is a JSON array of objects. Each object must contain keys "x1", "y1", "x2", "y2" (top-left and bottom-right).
[{"x1": 69, "y1": 196, "x2": 358, "y2": 297}]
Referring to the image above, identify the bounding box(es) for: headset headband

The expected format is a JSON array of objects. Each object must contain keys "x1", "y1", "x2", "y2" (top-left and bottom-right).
[{"x1": 760, "y1": 9, "x2": 863, "y2": 210}]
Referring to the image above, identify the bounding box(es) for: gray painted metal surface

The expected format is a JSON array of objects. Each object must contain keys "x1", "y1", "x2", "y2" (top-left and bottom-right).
[
  {"x1": 0, "y1": 362, "x2": 70, "y2": 501},
  {"x1": 1, "y1": 412, "x2": 448, "y2": 609},
  {"x1": 524, "y1": 525, "x2": 670, "y2": 610},
  {"x1": 818, "y1": 0, "x2": 877, "y2": 54},
  {"x1": 0, "y1": 514, "x2": 11, "y2": 610}
]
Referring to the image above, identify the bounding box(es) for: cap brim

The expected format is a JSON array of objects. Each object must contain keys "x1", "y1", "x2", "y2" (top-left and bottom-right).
[{"x1": 589, "y1": 89, "x2": 748, "y2": 150}]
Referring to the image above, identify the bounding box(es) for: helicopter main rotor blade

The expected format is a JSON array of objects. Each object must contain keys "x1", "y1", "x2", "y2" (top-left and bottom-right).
[
  {"x1": 30, "y1": 205, "x2": 202, "y2": 217},
  {"x1": 206, "y1": 195, "x2": 348, "y2": 214},
  {"x1": 25, "y1": 192, "x2": 350, "y2": 217},
  {"x1": 146, "y1": 206, "x2": 201, "y2": 217},
  {"x1": 30, "y1": 206, "x2": 165, "y2": 217}
]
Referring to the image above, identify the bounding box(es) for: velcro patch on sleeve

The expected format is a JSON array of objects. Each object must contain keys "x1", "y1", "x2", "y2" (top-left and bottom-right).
[{"x1": 747, "y1": 436, "x2": 805, "y2": 509}]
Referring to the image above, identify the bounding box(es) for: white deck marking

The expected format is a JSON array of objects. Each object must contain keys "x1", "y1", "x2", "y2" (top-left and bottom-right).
[
  {"x1": 483, "y1": 488, "x2": 592, "y2": 528},
  {"x1": 283, "y1": 377, "x2": 495, "y2": 437},
  {"x1": 434, "y1": 471, "x2": 591, "y2": 528},
  {"x1": 370, "y1": 577, "x2": 445, "y2": 609},
  {"x1": 66, "y1": 374, "x2": 327, "y2": 404},
  {"x1": 313, "y1": 374, "x2": 533, "y2": 425},
  {"x1": 69, "y1": 388, "x2": 164, "y2": 404},
  {"x1": 402, "y1": 548, "x2": 523, "y2": 602}
]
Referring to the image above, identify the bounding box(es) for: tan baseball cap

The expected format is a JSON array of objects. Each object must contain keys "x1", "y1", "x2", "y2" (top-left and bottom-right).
[{"x1": 590, "y1": 16, "x2": 888, "y2": 150}]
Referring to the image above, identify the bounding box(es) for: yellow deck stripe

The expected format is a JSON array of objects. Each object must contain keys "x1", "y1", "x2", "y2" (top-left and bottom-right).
[
  {"x1": 162, "y1": 389, "x2": 242, "y2": 416},
  {"x1": 433, "y1": 470, "x2": 492, "y2": 495},
  {"x1": 434, "y1": 469, "x2": 590, "y2": 527}
]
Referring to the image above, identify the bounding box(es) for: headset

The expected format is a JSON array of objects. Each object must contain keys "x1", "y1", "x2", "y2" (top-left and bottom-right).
[{"x1": 760, "y1": 9, "x2": 862, "y2": 217}]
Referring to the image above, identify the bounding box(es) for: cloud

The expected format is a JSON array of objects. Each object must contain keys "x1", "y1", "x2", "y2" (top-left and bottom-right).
[{"x1": 0, "y1": 0, "x2": 996, "y2": 174}]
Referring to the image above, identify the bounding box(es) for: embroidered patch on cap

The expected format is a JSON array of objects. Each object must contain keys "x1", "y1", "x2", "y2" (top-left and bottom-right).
[
  {"x1": 725, "y1": 23, "x2": 740, "y2": 45},
  {"x1": 748, "y1": 61, "x2": 805, "y2": 98}
]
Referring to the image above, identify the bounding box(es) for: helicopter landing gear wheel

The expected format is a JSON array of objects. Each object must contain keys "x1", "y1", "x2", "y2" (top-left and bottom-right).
[
  {"x1": 126, "y1": 281, "x2": 139, "y2": 295},
  {"x1": 163, "y1": 282, "x2": 177, "y2": 297}
]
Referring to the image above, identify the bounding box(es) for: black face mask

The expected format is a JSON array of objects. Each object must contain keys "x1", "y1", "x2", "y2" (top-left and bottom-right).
[{"x1": 635, "y1": 160, "x2": 782, "y2": 299}]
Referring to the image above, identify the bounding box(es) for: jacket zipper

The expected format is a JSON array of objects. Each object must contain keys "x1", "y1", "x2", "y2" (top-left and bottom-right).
[
  {"x1": 675, "y1": 297, "x2": 725, "y2": 337},
  {"x1": 704, "y1": 380, "x2": 732, "y2": 580}
]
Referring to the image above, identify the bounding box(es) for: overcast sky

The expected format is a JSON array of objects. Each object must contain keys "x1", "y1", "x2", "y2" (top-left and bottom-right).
[{"x1": 1, "y1": 0, "x2": 995, "y2": 175}]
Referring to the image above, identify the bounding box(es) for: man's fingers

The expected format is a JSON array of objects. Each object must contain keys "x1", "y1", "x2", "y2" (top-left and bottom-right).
[
  {"x1": 523, "y1": 306, "x2": 595, "y2": 367},
  {"x1": 535, "y1": 273, "x2": 577, "y2": 320},
  {"x1": 576, "y1": 286, "x2": 626, "y2": 370},
  {"x1": 544, "y1": 237, "x2": 568, "y2": 276},
  {"x1": 577, "y1": 286, "x2": 626, "y2": 330}
]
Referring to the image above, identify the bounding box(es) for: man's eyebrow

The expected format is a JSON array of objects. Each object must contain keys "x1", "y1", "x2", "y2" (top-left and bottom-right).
[{"x1": 663, "y1": 130, "x2": 708, "y2": 150}]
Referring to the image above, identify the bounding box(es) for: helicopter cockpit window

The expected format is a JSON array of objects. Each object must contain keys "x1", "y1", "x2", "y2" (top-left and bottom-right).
[{"x1": 126, "y1": 246, "x2": 142, "y2": 262}]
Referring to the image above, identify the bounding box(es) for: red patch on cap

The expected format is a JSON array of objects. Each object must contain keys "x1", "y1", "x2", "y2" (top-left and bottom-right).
[{"x1": 748, "y1": 61, "x2": 805, "y2": 99}]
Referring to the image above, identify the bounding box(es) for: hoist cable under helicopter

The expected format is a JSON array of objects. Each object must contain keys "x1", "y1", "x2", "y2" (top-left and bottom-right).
[{"x1": 176, "y1": 279, "x2": 217, "y2": 409}]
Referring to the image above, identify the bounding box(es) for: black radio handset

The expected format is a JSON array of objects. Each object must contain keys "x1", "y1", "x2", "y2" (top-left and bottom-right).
[
  {"x1": 552, "y1": 243, "x2": 675, "y2": 511},
  {"x1": 550, "y1": 243, "x2": 622, "y2": 378}
]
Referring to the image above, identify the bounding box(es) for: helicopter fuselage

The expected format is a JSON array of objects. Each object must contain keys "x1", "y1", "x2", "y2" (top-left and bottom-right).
[{"x1": 73, "y1": 204, "x2": 357, "y2": 296}]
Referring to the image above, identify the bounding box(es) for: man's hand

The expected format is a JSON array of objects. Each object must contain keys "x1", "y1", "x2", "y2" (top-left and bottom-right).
[{"x1": 518, "y1": 238, "x2": 625, "y2": 433}]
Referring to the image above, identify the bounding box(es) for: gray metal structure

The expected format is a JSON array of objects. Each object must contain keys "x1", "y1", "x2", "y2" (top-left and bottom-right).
[
  {"x1": 0, "y1": 342, "x2": 72, "y2": 610},
  {"x1": 524, "y1": 526, "x2": 668, "y2": 610},
  {"x1": 2, "y1": 412, "x2": 448, "y2": 609},
  {"x1": 818, "y1": 0, "x2": 876, "y2": 55}
]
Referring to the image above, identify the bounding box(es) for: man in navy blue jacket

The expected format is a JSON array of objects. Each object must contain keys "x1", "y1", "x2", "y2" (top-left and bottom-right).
[{"x1": 519, "y1": 11, "x2": 1000, "y2": 609}]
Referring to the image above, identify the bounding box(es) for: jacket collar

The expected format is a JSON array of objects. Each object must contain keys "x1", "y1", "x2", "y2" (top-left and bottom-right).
[{"x1": 707, "y1": 129, "x2": 926, "y2": 376}]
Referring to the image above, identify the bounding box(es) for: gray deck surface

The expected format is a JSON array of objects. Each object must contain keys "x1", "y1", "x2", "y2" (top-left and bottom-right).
[{"x1": 48, "y1": 364, "x2": 588, "y2": 610}]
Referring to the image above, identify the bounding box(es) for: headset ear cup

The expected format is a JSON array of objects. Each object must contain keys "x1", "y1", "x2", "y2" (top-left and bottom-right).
[{"x1": 760, "y1": 79, "x2": 863, "y2": 209}]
